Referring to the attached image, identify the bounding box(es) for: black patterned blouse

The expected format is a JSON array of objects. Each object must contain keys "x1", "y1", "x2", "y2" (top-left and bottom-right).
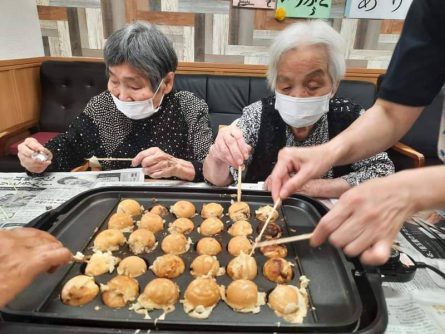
[
  {"x1": 231, "y1": 96, "x2": 395, "y2": 186},
  {"x1": 44, "y1": 90, "x2": 213, "y2": 181}
]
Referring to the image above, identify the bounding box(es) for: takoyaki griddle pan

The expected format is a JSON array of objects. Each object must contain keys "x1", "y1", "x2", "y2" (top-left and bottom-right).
[{"x1": 2, "y1": 186, "x2": 362, "y2": 332}]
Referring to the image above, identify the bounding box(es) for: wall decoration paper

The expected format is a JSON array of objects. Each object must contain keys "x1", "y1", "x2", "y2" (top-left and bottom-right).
[
  {"x1": 232, "y1": 0, "x2": 276, "y2": 10},
  {"x1": 345, "y1": 0, "x2": 413, "y2": 20},
  {"x1": 276, "y1": 0, "x2": 332, "y2": 19},
  {"x1": 35, "y1": 0, "x2": 405, "y2": 69}
]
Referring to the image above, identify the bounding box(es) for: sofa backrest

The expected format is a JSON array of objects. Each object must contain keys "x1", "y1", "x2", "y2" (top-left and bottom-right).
[
  {"x1": 38, "y1": 60, "x2": 377, "y2": 136},
  {"x1": 39, "y1": 61, "x2": 107, "y2": 132}
]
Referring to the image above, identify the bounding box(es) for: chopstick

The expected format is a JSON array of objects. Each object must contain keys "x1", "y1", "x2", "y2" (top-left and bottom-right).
[
  {"x1": 254, "y1": 233, "x2": 314, "y2": 248},
  {"x1": 237, "y1": 165, "x2": 242, "y2": 202},
  {"x1": 86, "y1": 157, "x2": 133, "y2": 161},
  {"x1": 250, "y1": 199, "x2": 281, "y2": 255}
]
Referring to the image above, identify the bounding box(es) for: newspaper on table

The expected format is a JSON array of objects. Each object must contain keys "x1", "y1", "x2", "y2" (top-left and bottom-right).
[
  {"x1": 383, "y1": 210, "x2": 445, "y2": 334},
  {"x1": 0, "y1": 169, "x2": 144, "y2": 229}
]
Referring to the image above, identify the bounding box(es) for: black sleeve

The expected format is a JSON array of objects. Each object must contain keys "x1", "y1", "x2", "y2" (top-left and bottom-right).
[
  {"x1": 45, "y1": 113, "x2": 101, "y2": 172},
  {"x1": 378, "y1": 0, "x2": 445, "y2": 106}
]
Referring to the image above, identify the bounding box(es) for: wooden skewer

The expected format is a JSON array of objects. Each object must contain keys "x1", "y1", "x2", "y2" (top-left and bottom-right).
[
  {"x1": 250, "y1": 199, "x2": 281, "y2": 256},
  {"x1": 254, "y1": 233, "x2": 314, "y2": 249},
  {"x1": 237, "y1": 165, "x2": 242, "y2": 202},
  {"x1": 86, "y1": 157, "x2": 133, "y2": 161}
]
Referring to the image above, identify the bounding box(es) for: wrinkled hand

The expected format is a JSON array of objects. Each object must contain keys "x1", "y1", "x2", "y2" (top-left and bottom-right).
[
  {"x1": 132, "y1": 147, "x2": 178, "y2": 179},
  {"x1": 17, "y1": 138, "x2": 53, "y2": 173},
  {"x1": 208, "y1": 125, "x2": 251, "y2": 168},
  {"x1": 311, "y1": 175, "x2": 415, "y2": 265},
  {"x1": 266, "y1": 177, "x2": 325, "y2": 197},
  {"x1": 0, "y1": 228, "x2": 72, "y2": 307},
  {"x1": 269, "y1": 145, "x2": 334, "y2": 202}
]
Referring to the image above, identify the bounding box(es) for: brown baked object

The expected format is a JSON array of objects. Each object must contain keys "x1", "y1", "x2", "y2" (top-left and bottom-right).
[
  {"x1": 150, "y1": 204, "x2": 169, "y2": 217},
  {"x1": 117, "y1": 256, "x2": 147, "y2": 278},
  {"x1": 151, "y1": 254, "x2": 185, "y2": 278},
  {"x1": 227, "y1": 235, "x2": 252, "y2": 256},
  {"x1": 139, "y1": 212, "x2": 164, "y2": 234},
  {"x1": 61, "y1": 275, "x2": 99, "y2": 306},
  {"x1": 200, "y1": 203, "x2": 224, "y2": 219},
  {"x1": 170, "y1": 200, "x2": 195, "y2": 218},
  {"x1": 168, "y1": 217, "x2": 195, "y2": 234},
  {"x1": 199, "y1": 217, "x2": 224, "y2": 236},
  {"x1": 196, "y1": 237, "x2": 222, "y2": 256},
  {"x1": 228, "y1": 202, "x2": 250, "y2": 222},
  {"x1": 138, "y1": 278, "x2": 179, "y2": 310},
  {"x1": 263, "y1": 258, "x2": 294, "y2": 283},
  {"x1": 108, "y1": 212, "x2": 134, "y2": 231},
  {"x1": 161, "y1": 233, "x2": 191, "y2": 255},
  {"x1": 128, "y1": 228, "x2": 156, "y2": 254},
  {"x1": 93, "y1": 229, "x2": 126, "y2": 252},
  {"x1": 228, "y1": 220, "x2": 253, "y2": 237},
  {"x1": 101, "y1": 275, "x2": 139, "y2": 308},
  {"x1": 117, "y1": 199, "x2": 142, "y2": 217},
  {"x1": 256, "y1": 222, "x2": 283, "y2": 239},
  {"x1": 226, "y1": 252, "x2": 257, "y2": 280}
]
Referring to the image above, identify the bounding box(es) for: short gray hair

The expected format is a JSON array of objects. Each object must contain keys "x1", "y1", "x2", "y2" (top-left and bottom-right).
[
  {"x1": 104, "y1": 22, "x2": 178, "y2": 90},
  {"x1": 267, "y1": 20, "x2": 345, "y2": 90}
]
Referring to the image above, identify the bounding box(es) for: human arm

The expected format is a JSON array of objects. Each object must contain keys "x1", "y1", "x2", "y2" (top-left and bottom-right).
[
  {"x1": 0, "y1": 228, "x2": 72, "y2": 307},
  {"x1": 132, "y1": 91, "x2": 214, "y2": 182},
  {"x1": 203, "y1": 101, "x2": 262, "y2": 185},
  {"x1": 269, "y1": 100, "x2": 423, "y2": 201},
  {"x1": 310, "y1": 165, "x2": 445, "y2": 265}
]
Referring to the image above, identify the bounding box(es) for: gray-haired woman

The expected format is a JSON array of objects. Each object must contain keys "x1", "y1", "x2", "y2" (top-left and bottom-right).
[
  {"x1": 204, "y1": 20, "x2": 394, "y2": 198},
  {"x1": 18, "y1": 22, "x2": 212, "y2": 181}
]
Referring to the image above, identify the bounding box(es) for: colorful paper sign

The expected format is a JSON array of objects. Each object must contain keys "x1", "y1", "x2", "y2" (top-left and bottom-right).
[
  {"x1": 232, "y1": 0, "x2": 276, "y2": 10},
  {"x1": 276, "y1": 0, "x2": 332, "y2": 19},
  {"x1": 345, "y1": 0, "x2": 413, "y2": 19}
]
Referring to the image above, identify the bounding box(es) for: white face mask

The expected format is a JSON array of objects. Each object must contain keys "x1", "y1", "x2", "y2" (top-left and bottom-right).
[
  {"x1": 275, "y1": 90, "x2": 332, "y2": 128},
  {"x1": 111, "y1": 80, "x2": 164, "y2": 120}
]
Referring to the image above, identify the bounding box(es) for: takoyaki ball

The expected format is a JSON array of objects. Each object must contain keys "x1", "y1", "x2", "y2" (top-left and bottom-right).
[
  {"x1": 196, "y1": 237, "x2": 222, "y2": 256},
  {"x1": 117, "y1": 199, "x2": 142, "y2": 217},
  {"x1": 117, "y1": 256, "x2": 147, "y2": 278},
  {"x1": 101, "y1": 275, "x2": 139, "y2": 308},
  {"x1": 161, "y1": 233, "x2": 191, "y2": 255},
  {"x1": 190, "y1": 255, "x2": 224, "y2": 277},
  {"x1": 199, "y1": 217, "x2": 224, "y2": 236},
  {"x1": 170, "y1": 200, "x2": 195, "y2": 218},
  {"x1": 226, "y1": 252, "x2": 257, "y2": 280},
  {"x1": 263, "y1": 258, "x2": 294, "y2": 283},
  {"x1": 182, "y1": 277, "x2": 222, "y2": 319},
  {"x1": 255, "y1": 205, "x2": 279, "y2": 224},
  {"x1": 200, "y1": 203, "x2": 224, "y2": 219},
  {"x1": 138, "y1": 278, "x2": 179, "y2": 311},
  {"x1": 267, "y1": 279, "x2": 309, "y2": 324},
  {"x1": 256, "y1": 221, "x2": 283, "y2": 240},
  {"x1": 223, "y1": 279, "x2": 265, "y2": 313},
  {"x1": 168, "y1": 217, "x2": 194, "y2": 234},
  {"x1": 138, "y1": 212, "x2": 164, "y2": 234},
  {"x1": 227, "y1": 236, "x2": 252, "y2": 256},
  {"x1": 228, "y1": 220, "x2": 253, "y2": 237},
  {"x1": 150, "y1": 204, "x2": 169, "y2": 218},
  {"x1": 228, "y1": 202, "x2": 250, "y2": 222},
  {"x1": 108, "y1": 212, "x2": 134, "y2": 231},
  {"x1": 128, "y1": 229, "x2": 156, "y2": 254},
  {"x1": 260, "y1": 244, "x2": 288, "y2": 258},
  {"x1": 61, "y1": 275, "x2": 99, "y2": 306},
  {"x1": 85, "y1": 251, "x2": 120, "y2": 276},
  {"x1": 150, "y1": 254, "x2": 185, "y2": 278},
  {"x1": 93, "y1": 229, "x2": 126, "y2": 252}
]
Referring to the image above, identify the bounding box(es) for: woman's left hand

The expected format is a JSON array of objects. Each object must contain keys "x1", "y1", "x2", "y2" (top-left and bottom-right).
[{"x1": 132, "y1": 147, "x2": 178, "y2": 178}]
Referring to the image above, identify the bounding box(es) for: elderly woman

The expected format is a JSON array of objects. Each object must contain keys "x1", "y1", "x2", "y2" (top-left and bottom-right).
[
  {"x1": 18, "y1": 22, "x2": 212, "y2": 182},
  {"x1": 203, "y1": 20, "x2": 394, "y2": 198}
]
